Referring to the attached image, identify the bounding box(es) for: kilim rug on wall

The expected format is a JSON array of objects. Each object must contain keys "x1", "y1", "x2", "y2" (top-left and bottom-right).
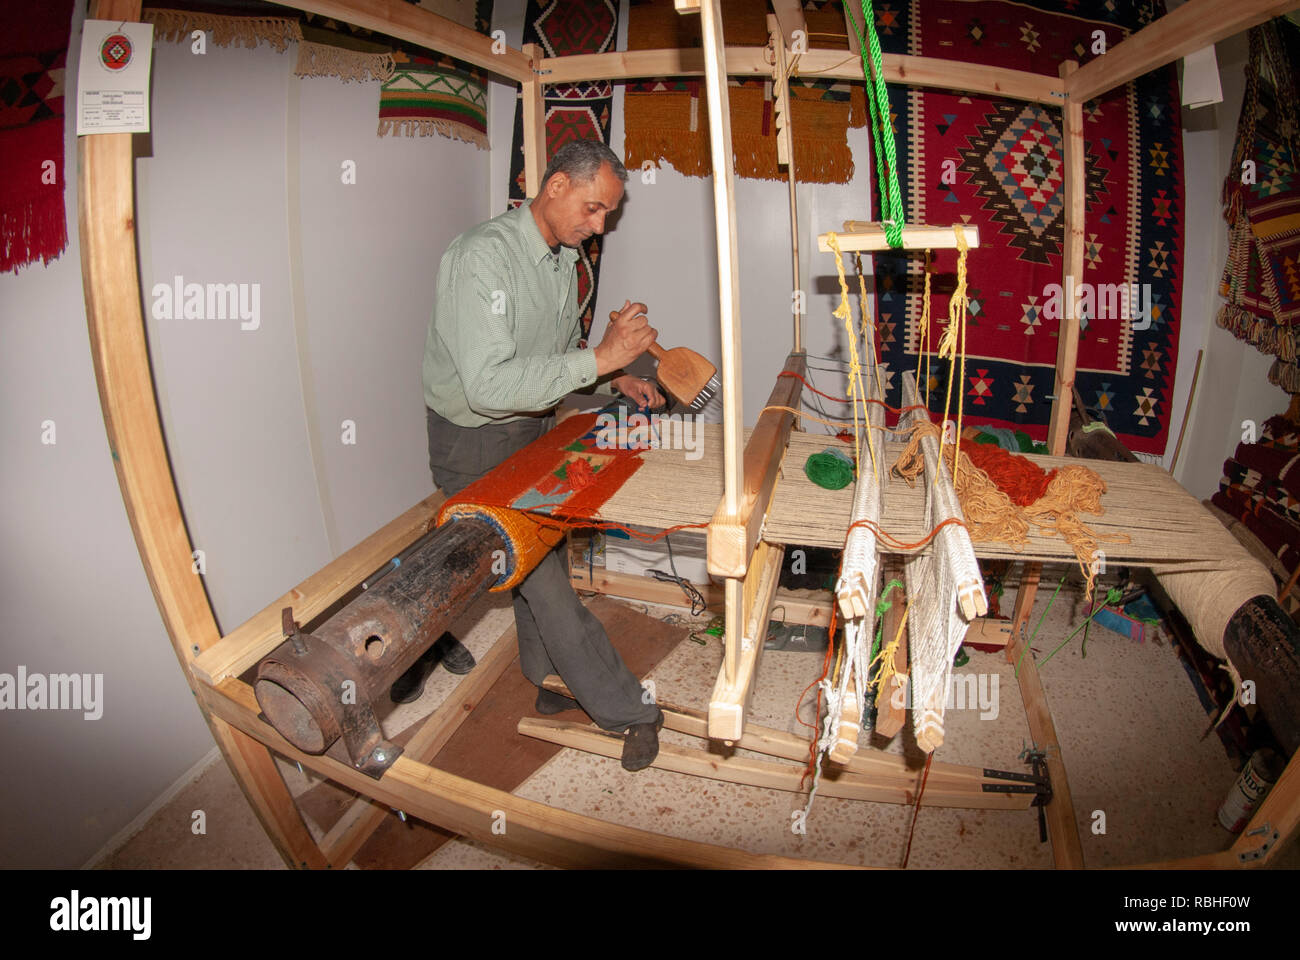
[
  {"x1": 870, "y1": 0, "x2": 1184, "y2": 457},
  {"x1": 506, "y1": 0, "x2": 620, "y2": 341},
  {"x1": 143, "y1": 0, "x2": 493, "y2": 147},
  {"x1": 623, "y1": 0, "x2": 866, "y2": 184},
  {"x1": 1217, "y1": 18, "x2": 1300, "y2": 393},
  {"x1": 1, "y1": 0, "x2": 75, "y2": 273}
]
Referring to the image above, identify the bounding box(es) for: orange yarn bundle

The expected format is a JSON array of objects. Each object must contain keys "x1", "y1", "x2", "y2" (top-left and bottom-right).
[{"x1": 959, "y1": 439, "x2": 1057, "y2": 507}]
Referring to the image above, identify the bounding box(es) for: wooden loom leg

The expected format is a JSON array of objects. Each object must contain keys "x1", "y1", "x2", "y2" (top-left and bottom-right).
[
  {"x1": 710, "y1": 542, "x2": 784, "y2": 741},
  {"x1": 521, "y1": 43, "x2": 547, "y2": 197},
  {"x1": 873, "y1": 557, "x2": 909, "y2": 739},
  {"x1": 77, "y1": 13, "x2": 326, "y2": 868},
  {"x1": 1046, "y1": 60, "x2": 1084, "y2": 456},
  {"x1": 1006, "y1": 562, "x2": 1042, "y2": 664},
  {"x1": 209, "y1": 717, "x2": 328, "y2": 868},
  {"x1": 1007, "y1": 626, "x2": 1085, "y2": 869}
]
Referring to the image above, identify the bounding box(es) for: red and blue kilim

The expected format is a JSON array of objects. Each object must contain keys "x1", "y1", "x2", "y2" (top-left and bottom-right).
[{"x1": 871, "y1": 0, "x2": 1184, "y2": 456}]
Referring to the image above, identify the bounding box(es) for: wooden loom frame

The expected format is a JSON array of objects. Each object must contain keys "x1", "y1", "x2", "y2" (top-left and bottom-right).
[{"x1": 77, "y1": 0, "x2": 1300, "y2": 869}]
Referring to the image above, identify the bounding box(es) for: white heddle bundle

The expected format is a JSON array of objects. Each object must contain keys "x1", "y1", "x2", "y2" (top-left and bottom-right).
[
  {"x1": 799, "y1": 309, "x2": 886, "y2": 825},
  {"x1": 897, "y1": 371, "x2": 987, "y2": 753},
  {"x1": 825, "y1": 362, "x2": 885, "y2": 763}
]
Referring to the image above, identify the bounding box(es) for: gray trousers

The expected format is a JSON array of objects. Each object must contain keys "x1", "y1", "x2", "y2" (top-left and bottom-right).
[{"x1": 427, "y1": 407, "x2": 658, "y2": 732}]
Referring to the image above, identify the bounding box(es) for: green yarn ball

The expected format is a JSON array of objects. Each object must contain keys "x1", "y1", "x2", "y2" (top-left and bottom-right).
[{"x1": 805, "y1": 448, "x2": 855, "y2": 490}]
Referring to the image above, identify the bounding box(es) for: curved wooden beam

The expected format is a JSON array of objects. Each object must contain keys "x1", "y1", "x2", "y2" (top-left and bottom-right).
[{"x1": 80, "y1": 0, "x2": 326, "y2": 868}]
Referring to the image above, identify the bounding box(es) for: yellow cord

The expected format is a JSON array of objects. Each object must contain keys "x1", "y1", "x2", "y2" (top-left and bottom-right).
[
  {"x1": 868, "y1": 598, "x2": 910, "y2": 698},
  {"x1": 853, "y1": 252, "x2": 884, "y2": 405},
  {"x1": 826, "y1": 233, "x2": 879, "y2": 482},
  {"x1": 934, "y1": 226, "x2": 970, "y2": 485},
  {"x1": 915, "y1": 250, "x2": 932, "y2": 404}
]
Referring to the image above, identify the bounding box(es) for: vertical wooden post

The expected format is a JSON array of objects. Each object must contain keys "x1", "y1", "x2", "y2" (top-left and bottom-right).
[
  {"x1": 1007, "y1": 626, "x2": 1086, "y2": 868},
  {"x1": 695, "y1": 0, "x2": 747, "y2": 693},
  {"x1": 1047, "y1": 60, "x2": 1083, "y2": 455},
  {"x1": 521, "y1": 43, "x2": 547, "y2": 197},
  {"x1": 768, "y1": 14, "x2": 802, "y2": 354},
  {"x1": 80, "y1": 0, "x2": 325, "y2": 868}
]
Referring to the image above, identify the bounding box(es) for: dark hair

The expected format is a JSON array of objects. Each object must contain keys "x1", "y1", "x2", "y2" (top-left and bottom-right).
[{"x1": 540, "y1": 140, "x2": 628, "y2": 190}]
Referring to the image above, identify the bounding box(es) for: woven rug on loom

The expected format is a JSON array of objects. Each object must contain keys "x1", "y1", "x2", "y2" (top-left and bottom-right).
[
  {"x1": 142, "y1": 0, "x2": 493, "y2": 147},
  {"x1": 624, "y1": 0, "x2": 866, "y2": 184},
  {"x1": 0, "y1": 0, "x2": 75, "y2": 273},
  {"x1": 871, "y1": 0, "x2": 1184, "y2": 456},
  {"x1": 506, "y1": 0, "x2": 620, "y2": 340},
  {"x1": 440, "y1": 412, "x2": 645, "y2": 519},
  {"x1": 1217, "y1": 18, "x2": 1300, "y2": 392}
]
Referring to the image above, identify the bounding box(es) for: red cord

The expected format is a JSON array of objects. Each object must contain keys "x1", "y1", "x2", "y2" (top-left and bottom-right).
[
  {"x1": 778, "y1": 371, "x2": 928, "y2": 417},
  {"x1": 901, "y1": 751, "x2": 934, "y2": 868},
  {"x1": 797, "y1": 596, "x2": 839, "y2": 789},
  {"x1": 845, "y1": 516, "x2": 968, "y2": 551}
]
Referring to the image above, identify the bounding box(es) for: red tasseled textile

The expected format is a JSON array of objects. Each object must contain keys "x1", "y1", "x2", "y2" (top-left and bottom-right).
[{"x1": 959, "y1": 438, "x2": 1057, "y2": 507}]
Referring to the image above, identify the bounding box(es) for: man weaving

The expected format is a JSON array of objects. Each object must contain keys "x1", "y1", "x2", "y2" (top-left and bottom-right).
[{"x1": 408, "y1": 139, "x2": 667, "y2": 771}]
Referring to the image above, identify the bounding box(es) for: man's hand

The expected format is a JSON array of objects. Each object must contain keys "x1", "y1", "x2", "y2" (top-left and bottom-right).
[
  {"x1": 612, "y1": 375, "x2": 665, "y2": 411},
  {"x1": 593, "y1": 300, "x2": 657, "y2": 376}
]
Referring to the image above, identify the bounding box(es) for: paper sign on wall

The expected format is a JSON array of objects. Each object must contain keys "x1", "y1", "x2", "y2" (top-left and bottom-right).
[
  {"x1": 77, "y1": 20, "x2": 154, "y2": 135},
  {"x1": 1181, "y1": 45, "x2": 1223, "y2": 109}
]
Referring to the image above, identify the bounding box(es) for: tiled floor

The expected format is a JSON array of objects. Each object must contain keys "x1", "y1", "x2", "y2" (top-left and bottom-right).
[{"x1": 97, "y1": 571, "x2": 1299, "y2": 870}]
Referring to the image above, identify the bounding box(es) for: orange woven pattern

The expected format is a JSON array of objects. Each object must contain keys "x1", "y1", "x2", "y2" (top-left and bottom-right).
[{"x1": 437, "y1": 502, "x2": 565, "y2": 592}]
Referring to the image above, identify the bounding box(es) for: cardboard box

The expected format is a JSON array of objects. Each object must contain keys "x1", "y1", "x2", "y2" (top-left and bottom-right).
[{"x1": 604, "y1": 525, "x2": 709, "y2": 584}]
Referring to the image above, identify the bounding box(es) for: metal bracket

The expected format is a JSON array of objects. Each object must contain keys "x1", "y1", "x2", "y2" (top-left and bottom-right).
[
  {"x1": 983, "y1": 751, "x2": 1053, "y2": 843},
  {"x1": 1237, "y1": 822, "x2": 1280, "y2": 863},
  {"x1": 282, "y1": 607, "x2": 308, "y2": 656}
]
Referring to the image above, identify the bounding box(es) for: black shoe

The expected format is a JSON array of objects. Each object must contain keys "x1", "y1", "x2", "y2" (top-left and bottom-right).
[
  {"x1": 389, "y1": 633, "x2": 474, "y2": 703},
  {"x1": 435, "y1": 633, "x2": 476, "y2": 675},
  {"x1": 389, "y1": 646, "x2": 438, "y2": 704},
  {"x1": 620, "y1": 709, "x2": 665, "y2": 772},
  {"x1": 535, "y1": 686, "x2": 580, "y2": 715}
]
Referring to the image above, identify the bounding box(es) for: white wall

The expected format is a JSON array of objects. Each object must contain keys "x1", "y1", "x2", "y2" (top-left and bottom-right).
[
  {"x1": 0, "y1": 7, "x2": 489, "y2": 867},
  {"x1": 1171, "y1": 32, "x2": 1290, "y2": 498},
  {"x1": 0, "y1": 4, "x2": 214, "y2": 869}
]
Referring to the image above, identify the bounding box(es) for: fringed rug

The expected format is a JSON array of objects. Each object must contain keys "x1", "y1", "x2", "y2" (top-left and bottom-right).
[
  {"x1": 623, "y1": 0, "x2": 866, "y2": 184},
  {"x1": 506, "y1": 0, "x2": 620, "y2": 341},
  {"x1": 1217, "y1": 18, "x2": 1300, "y2": 392},
  {"x1": 143, "y1": 0, "x2": 493, "y2": 147},
  {"x1": 871, "y1": 0, "x2": 1184, "y2": 457},
  {"x1": 0, "y1": 0, "x2": 75, "y2": 273}
]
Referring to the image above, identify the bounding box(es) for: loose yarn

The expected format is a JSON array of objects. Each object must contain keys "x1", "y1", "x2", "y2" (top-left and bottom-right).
[{"x1": 894, "y1": 421, "x2": 1130, "y2": 599}]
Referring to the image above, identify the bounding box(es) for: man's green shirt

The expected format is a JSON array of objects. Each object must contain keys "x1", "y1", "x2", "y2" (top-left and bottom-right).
[{"x1": 423, "y1": 200, "x2": 603, "y2": 426}]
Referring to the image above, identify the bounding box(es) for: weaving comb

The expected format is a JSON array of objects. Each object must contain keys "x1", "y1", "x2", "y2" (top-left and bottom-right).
[
  {"x1": 609, "y1": 311, "x2": 720, "y2": 410},
  {"x1": 647, "y1": 342, "x2": 720, "y2": 411}
]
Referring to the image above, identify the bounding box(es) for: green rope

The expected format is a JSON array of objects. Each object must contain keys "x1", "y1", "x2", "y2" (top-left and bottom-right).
[
  {"x1": 847, "y1": 0, "x2": 905, "y2": 247},
  {"x1": 1014, "y1": 573, "x2": 1067, "y2": 678},
  {"x1": 869, "y1": 578, "x2": 905, "y2": 669},
  {"x1": 1039, "y1": 587, "x2": 1124, "y2": 668}
]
